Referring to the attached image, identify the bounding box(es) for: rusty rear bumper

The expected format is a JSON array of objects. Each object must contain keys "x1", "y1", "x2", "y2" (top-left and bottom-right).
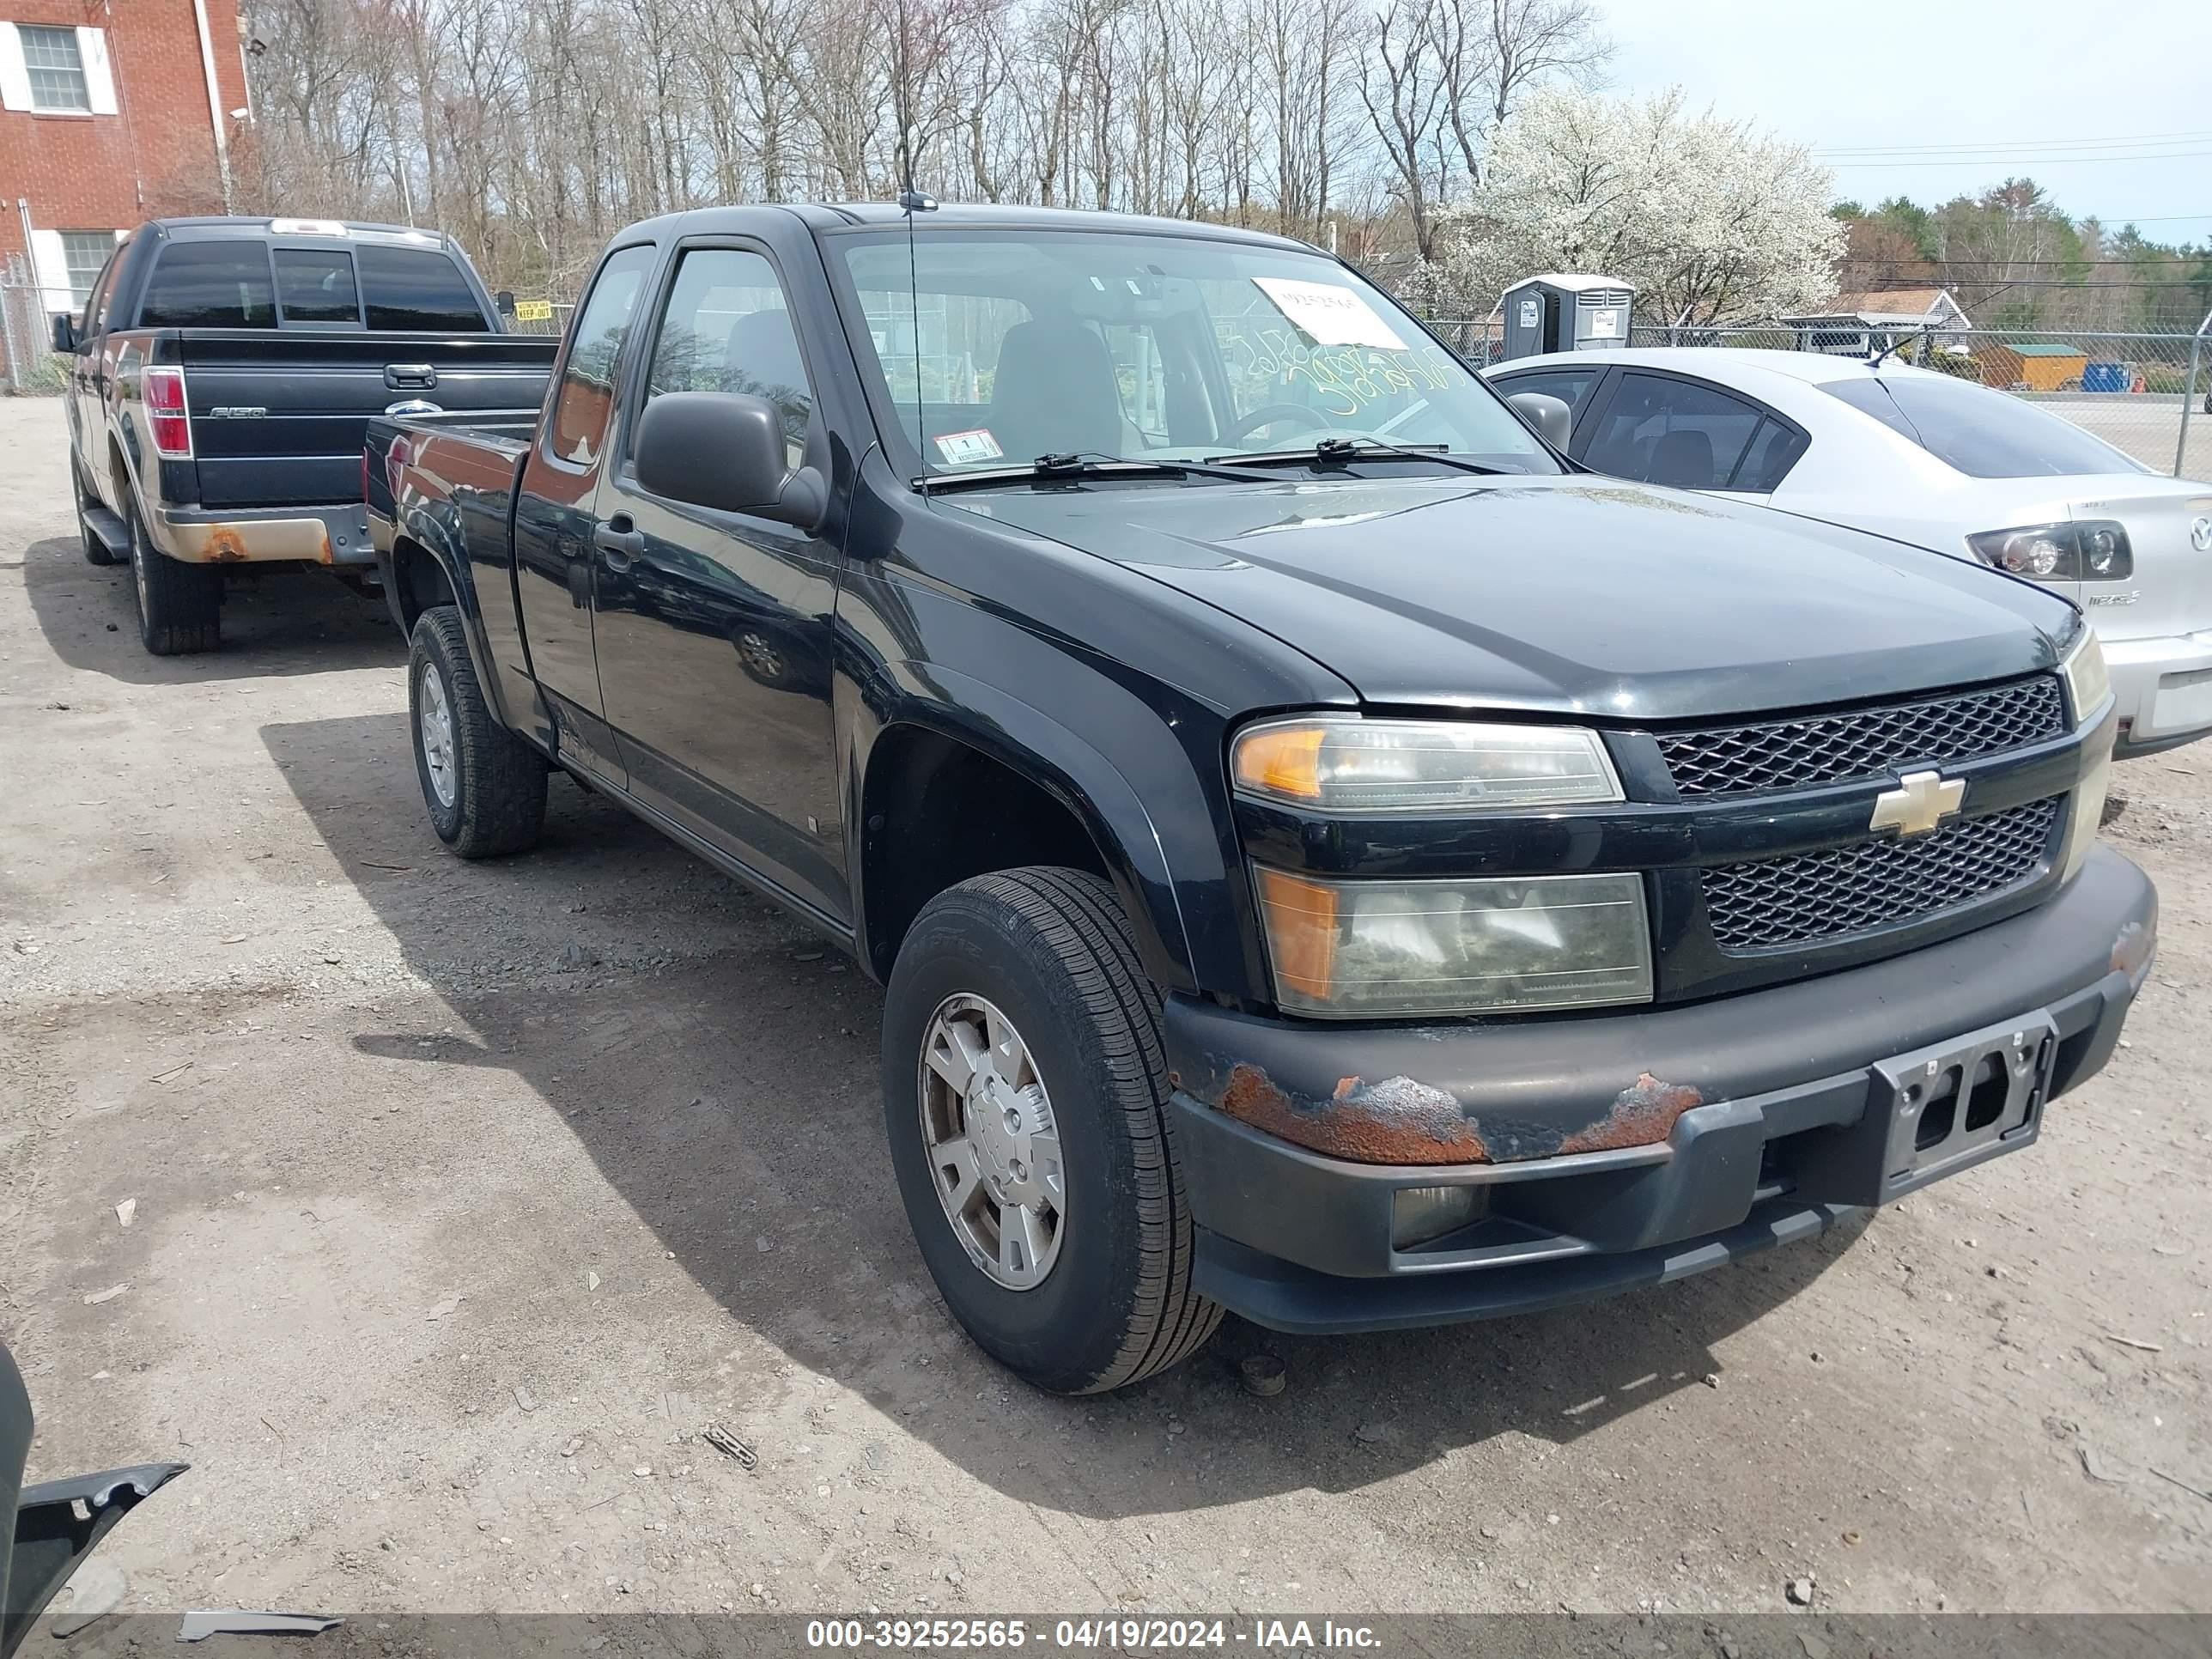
[
  {"x1": 1164, "y1": 846, "x2": 2155, "y2": 1334},
  {"x1": 152, "y1": 504, "x2": 376, "y2": 567}
]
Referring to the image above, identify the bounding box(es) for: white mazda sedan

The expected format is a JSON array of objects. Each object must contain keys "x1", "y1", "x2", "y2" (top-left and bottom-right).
[{"x1": 1485, "y1": 348, "x2": 2212, "y2": 756}]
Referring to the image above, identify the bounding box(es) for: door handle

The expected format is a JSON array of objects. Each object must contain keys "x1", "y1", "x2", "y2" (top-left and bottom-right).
[
  {"x1": 593, "y1": 517, "x2": 645, "y2": 568},
  {"x1": 384, "y1": 362, "x2": 437, "y2": 390}
]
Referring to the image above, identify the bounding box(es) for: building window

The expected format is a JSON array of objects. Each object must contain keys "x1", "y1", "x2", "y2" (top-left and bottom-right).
[
  {"x1": 19, "y1": 24, "x2": 89, "y2": 112},
  {"x1": 60, "y1": 232, "x2": 115, "y2": 306}
]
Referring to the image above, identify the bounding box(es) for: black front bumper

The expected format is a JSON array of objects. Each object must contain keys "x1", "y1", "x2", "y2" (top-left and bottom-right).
[{"x1": 1164, "y1": 847, "x2": 2156, "y2": 1335}]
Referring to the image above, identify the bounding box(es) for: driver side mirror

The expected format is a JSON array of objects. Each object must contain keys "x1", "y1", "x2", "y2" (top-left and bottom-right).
[
  {"x1": 1508, "y1": 391, "x2": 1571, "y2": 452},
  {"x1": 50, "y1": 313, "x2": 78, "y2": 354},
  {"x1": 633, "y1": 391, "x2": 826, "y2": 532}
]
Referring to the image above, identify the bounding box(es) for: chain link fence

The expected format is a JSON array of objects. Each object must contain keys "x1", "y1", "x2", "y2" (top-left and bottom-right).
[
  {"x1": 1, "y1": 256, "x2": 66, "y2": 395},
  {"x1": 1424, "y1": 309, "x2": 2212, "y2": 479}
]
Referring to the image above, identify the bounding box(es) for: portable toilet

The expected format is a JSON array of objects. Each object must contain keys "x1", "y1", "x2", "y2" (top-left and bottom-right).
[{"x1": 1499, "y1": 274, "x2": 1636, "y2": 359}]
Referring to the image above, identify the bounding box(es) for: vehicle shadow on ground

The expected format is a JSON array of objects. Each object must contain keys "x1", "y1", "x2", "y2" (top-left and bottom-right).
[
  {"x1": 18, "y1": 535, "x2": 401, "y2": 684},
  {"x1": 263, "y1": 709, "x2": 1869, "y2": 1519}
]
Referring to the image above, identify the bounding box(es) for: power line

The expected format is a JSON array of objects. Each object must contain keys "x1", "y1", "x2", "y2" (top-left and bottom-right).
[
  {"x1": 1825, "y1": 150, "x2": 2212, "y2": 168},
  {"x1": 1814, "y1": 128, "x2": 2212, "y2": 155}
]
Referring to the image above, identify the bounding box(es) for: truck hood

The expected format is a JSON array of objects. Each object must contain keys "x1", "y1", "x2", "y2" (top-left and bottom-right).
[{"x1": 952, "y1": 475, "x2": 2076, "y2": 719}]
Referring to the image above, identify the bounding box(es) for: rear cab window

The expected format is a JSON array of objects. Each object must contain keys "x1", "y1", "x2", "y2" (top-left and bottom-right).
[
  {"x1": 357, "y1": 245, "x2": 489, "y2": 331},
  {"x1": 138, "y1": 240, "x2": 276, "y2": 329},
  {"x1": 131, "y1": 234, "x2": 493, "y2": 333},
  {"x1": 1823, "y1": 374, "x2": 2144, "y2": 478},
  {"x1": 273, "y1": 248, "x2": 361, "y2": 325}
]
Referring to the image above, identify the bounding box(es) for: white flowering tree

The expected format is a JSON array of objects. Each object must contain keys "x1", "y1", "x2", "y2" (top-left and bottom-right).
[{"x1": 1426, "y1": 87, "x2": 1844, "y2": 326}]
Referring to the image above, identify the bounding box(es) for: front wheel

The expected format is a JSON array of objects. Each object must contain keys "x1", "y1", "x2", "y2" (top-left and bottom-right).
[
  {"x1": 409, "y1": 605, "x2": 548, "y2": 858},
  {"x1": 883, "y1": 867, "x2": 1221, "y2": 1393}
]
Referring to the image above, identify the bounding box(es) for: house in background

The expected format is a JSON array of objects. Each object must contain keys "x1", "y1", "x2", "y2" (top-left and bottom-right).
[
  {"x1": 1780, "y1": 287, "x2": 1974, "y2": 358},
  {"x1": 0, "y1": 1, "x2": 252, "y2": 385}
]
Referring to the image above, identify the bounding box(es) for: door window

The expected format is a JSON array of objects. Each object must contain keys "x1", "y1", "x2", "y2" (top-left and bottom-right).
[
  {"x1": 1494, "y1": 368, "x2": 1600, "y2": 414},
  {"x1": 547, "y1": 244, "x2": 656, "y2": 469},
  {"x1": 273, "y1": 249, "x2": 361, "y2": 325},
  {"x1": 1583, "y1": 373, "x2": 1768, "y2": 490},
  {"x1": 79, "y1": 244, "x2": 119, "y2": 337},
  {"x1": 642, "y1": 247, "x2": 814, "y2": 467},
  {"x1": 1732, "y1": 417, "x2": 1809, "y2": 492}
]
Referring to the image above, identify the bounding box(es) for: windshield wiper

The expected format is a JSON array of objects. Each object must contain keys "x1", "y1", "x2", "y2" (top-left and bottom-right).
[
  {"x1": 917, "y1": 452, "x2": 1271, "y2": 492},
  {"x1": 1203, "y1": 435, "x2": 1513, "y2": 476}
]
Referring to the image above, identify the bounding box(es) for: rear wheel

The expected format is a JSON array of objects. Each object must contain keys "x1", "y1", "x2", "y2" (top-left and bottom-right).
[
  {"x1": 883, "y1": 867, "x2": 1221, "y2": 1393},
  {"x1": 409, "y1": 605, "x2": 547, "y2": 858},
  {"x1": 76, "y1": 471, "x2": 117, "y2": 566},
  {"x1": 126, "y1": 503, "x2": 220, "y2": 655}
]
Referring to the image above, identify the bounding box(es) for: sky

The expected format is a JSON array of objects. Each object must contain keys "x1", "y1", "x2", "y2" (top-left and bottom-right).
[{"x1": 1606, "y1": 0, "x2": 2212, "y2": 250}]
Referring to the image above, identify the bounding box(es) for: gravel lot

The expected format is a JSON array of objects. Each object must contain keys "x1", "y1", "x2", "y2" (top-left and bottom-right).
[{"x1": 3, "y1": 395, "x2": 2209, "y2": 1620}]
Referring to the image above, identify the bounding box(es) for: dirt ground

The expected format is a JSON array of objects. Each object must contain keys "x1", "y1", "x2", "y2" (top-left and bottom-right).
[{"x1": 2, "y1": 396, "x2": 2209, "y2": 1621}]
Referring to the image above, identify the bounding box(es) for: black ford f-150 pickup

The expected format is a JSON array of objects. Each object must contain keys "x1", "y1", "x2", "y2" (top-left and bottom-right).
[
  {"x1": 366, "y1": 203, "x2": 2155, "y2": 1393},
  {"x1": 56, "y1": 216, "x2": 556, "y2": 655}
]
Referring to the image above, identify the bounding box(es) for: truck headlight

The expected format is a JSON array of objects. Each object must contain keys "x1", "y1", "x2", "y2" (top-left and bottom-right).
[
  {"x1": 1231, "y1": 716, "x2": 1622, "y2": 813},
  {"x1": 1254, "y1": 867, "x2": 1653, "y2": 1018},
  {"x1": 2059, "y1": 626, "x2": 2111, "y2": 725}
]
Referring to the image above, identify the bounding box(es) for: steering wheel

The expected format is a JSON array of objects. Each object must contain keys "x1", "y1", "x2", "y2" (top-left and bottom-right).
[{"x1": 1221, "y1": 403, "x2": 1329, "y2": 444}]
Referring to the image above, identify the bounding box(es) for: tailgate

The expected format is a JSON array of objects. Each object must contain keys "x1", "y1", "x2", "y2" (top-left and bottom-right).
[{"x1": 180, "y1": 332, "x2": 557, "y2": 509}]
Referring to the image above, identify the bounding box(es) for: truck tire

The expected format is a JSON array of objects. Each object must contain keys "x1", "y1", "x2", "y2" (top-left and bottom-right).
[
  {"x1": 76, "y1": 471, "x2": 117, "y2": 566},
  {"x1": 409, "y1": 605, "x2": 548, "y2": 859},
  {"x1": 125, "y1": 502, "x2": 220, "y2": 655},
  {"x1": 882, "y1": 866, "x2": 1222, "y2": 1393}
]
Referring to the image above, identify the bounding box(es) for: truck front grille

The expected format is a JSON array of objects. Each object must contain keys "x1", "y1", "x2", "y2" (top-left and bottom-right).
[
  {"x1": 1658, "y1": 675, "x2": 2065, "y2": 797},
  {"x1": 1701, "y1": 796, "x2": 2062, "y2": 952}
]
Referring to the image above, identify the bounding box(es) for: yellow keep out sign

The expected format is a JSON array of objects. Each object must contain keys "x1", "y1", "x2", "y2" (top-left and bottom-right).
[{"x1": 514, "y1": 300, "x2": 555, "y2": 322}]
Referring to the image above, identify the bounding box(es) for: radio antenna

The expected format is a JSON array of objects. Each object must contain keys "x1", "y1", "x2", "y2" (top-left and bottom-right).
[{"x1": 894, "y1": 0, "x2": 936, "y2": 496}]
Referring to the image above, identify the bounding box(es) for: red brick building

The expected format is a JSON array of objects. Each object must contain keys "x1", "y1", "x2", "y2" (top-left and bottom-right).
[{"x1": 0, "y1": 0, "x2": 250, "y2": 350}]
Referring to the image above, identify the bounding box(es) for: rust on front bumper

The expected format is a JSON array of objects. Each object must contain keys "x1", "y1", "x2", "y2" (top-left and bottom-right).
[{"x1": 1206, "y1": 1059, "x2": 1704, "y2": 1166}]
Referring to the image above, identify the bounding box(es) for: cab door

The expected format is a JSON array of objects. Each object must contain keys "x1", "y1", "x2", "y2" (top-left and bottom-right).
[
  {"x1": 587, "y1": 239, "x2": 848, "y2": 921},
  {"x1": 511, "y1": 240, "x2": 659, "y2": 784},
  {"x1": 68, "y1": 246, "x2": 120, "y2": 477}
]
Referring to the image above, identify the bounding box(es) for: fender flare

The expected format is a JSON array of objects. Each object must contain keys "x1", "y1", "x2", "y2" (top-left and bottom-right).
[
  {"x1": 384, "y1": 495, "x2": 512, "y2": 731},
  {"x1": 854, "y1": 659, "x2": 1242, "y2": 997}
]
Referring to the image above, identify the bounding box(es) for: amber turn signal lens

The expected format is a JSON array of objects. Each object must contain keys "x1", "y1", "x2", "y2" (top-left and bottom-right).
[
  {"x1": 1232, "y1": 724, "x2": 1326, "y2": 801},
  {"x1": 1253, "y1": 866, "x2": 1340, "y2": 1000}
]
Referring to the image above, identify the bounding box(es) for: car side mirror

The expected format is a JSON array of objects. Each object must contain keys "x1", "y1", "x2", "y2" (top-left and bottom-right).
[
  {"x1": 1508, "y1": 391, "x2": 1571, "y2": 451},
  {"x1": 50, "y1": 314, "x2": 78, "y2": 354},
  {"x1": 634, "y1": 391, "x2": 826, "y2": 532}
]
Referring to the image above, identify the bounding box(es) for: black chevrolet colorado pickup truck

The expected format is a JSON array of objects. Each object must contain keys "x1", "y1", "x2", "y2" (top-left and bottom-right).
[
  {"x1": 367, "y1": 204, "x2": 2155, "y2": 1394},
  {"x1": 56, "y1": 216, "x2": 556, "y2": 655}
]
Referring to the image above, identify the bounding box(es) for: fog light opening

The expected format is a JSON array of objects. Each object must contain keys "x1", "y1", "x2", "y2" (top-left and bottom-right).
[{"x1": 1391, "y1": 1184, "x2": 1487, "y2": 1250}]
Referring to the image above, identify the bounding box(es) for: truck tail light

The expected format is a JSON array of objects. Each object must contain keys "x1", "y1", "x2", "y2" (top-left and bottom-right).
[{"x1": 143, "y1": 368, "x2": 191, "y2": 459}]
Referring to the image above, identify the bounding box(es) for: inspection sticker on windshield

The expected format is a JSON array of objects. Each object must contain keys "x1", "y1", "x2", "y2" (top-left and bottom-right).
[
  {"x1": 934, "y1": 428, "x2": 1005, "y2": 465},
  {"x1": 1253, "y1": 277, "x2": 1407, "y2": 350}
]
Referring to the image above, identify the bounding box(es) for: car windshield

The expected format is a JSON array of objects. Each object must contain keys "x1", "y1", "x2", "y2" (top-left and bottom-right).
[
  {"x1": 830, "y1": 226, "x2": 1557, "y2": 480},
  {"x1": 1823, "y1": 373, "x2": 2148, "y2": 479}
]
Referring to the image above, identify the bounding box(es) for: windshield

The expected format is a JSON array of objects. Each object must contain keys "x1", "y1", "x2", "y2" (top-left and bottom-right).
[
  {"x1": 1823, "y1": 374, "x2": 2148, "y2": 479},
  {"x1": 829, "y1": 227, "x2": 1557, "y2": 479}
]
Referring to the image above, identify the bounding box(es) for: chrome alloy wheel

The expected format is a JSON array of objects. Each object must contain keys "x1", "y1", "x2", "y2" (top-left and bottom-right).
[
  {"x1": 917, "y1": 993, "x2": 1066, "y2": 1290},
  {"x1": 418, "y1": 661, "x2": 458, "y2": 809}
]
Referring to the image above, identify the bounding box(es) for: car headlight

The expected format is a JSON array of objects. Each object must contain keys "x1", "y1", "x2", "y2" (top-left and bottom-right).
[
  {"x1": 1231, "y1": 716, "x2": 1622, "y2": 813},
  {"x1": 1253, "y1": 866, "x2": 1654, "y2": 1018},
  {"x1": 2059, "y1": 626, "x2": 2111, "y2": 725},
  {"x1": 1967, "y1": 520, "x2": 2132, "y2": 580}
]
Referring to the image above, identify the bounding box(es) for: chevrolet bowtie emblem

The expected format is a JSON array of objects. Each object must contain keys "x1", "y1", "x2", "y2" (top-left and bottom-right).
[{"x1": 1870, "y1": 769, "x2": 1965, "y2": 837}]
